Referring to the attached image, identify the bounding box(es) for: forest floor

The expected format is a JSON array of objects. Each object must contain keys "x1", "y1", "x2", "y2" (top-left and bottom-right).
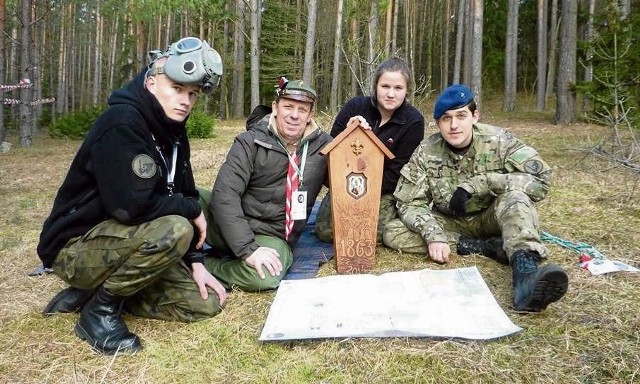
[{"x1": 1, "y1": 100, "x2": 639, "y2": 383}]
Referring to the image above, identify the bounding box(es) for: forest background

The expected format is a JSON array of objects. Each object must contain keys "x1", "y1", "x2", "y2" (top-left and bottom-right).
[
  {"x1": 0, "y1": 0, "x2": 639, "y2": 147},
  {"x1": 1, "y1": 1, "x2": 640, "y2": 382}
]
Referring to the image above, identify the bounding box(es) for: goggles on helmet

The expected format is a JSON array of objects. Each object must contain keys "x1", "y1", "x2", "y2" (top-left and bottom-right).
[
  {"x1": 175, "y1": 37, "x2": 202, "y2": 53},
  {"x1": 147, "y1": 37, "x2": 223, "y2": 95}
]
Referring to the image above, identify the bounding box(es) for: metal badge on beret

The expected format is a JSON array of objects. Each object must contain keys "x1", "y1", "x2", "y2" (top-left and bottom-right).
[{"x1": 132, "y1": 154, "x2": 157, "y2": 178}]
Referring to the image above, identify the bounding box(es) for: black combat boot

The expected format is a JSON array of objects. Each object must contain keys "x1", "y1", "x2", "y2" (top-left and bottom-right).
[
  {"x1": 43, "y1": 287, "x2": 95, "y2": 316},
  {"x1": 457, "y1": 236, "x2": 509, "y2": 265},
  {"x1": 75, "y1": 285, "x2": 142, "y2": 354},
  {"x1": 511, "y1": 250, "x2": 569, "y2": 312}
]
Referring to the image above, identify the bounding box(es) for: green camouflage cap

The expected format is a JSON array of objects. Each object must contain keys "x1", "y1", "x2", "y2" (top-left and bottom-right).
[{"x1": 274, "y1": 76, "x2": 317, "y2": 104}]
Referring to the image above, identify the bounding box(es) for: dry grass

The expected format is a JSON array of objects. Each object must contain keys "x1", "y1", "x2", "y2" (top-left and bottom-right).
[{"x1": 1, "y1": 108, "x2": 639, "y2": 384}]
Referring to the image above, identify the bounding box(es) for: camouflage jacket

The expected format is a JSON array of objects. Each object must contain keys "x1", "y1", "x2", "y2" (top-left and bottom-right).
[{"x1": 393, "y1": 123, "x2": 552, "y2": 243}]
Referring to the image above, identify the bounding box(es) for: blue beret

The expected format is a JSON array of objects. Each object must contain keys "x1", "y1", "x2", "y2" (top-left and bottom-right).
[{"x1": 433, "y1": 84, "x2": 474, "y2": 120}]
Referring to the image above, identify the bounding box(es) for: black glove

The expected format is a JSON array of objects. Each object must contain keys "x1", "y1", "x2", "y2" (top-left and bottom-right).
[
  {"x1": 182, "y1": 248, "x2": 206, "y2": 267},
  {"x1": 449, "y1": 187, "x2": 472, "y2": 218}
]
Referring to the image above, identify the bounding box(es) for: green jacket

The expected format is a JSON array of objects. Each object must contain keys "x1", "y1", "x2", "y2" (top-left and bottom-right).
[
  {"x1": 393, "y1": 122, "x2": 552, "y2": 243},
  {"x1": 210, "y1": 105, "x2": 332, "y2": 260}
]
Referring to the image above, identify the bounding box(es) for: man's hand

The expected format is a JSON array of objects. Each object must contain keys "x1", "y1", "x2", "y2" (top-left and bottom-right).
[
  {"x1": 448, "y1": 187, "x2": 472, "y2": 218},
  {"x1": 244, "y1": 247, "x2": 283, "y2": 279},
  {"x1": 191, "y1": 212, "x2": 207, "y2": 249},
  {"x1": 428, "y1": 242, "x2": 451, "y2": 264},
  {"x1": 191, "y1": 262, "x2": 227, "y2": 305},
  {"x1": 347, "y1": 115, "x2": 372, "y2": 130}
]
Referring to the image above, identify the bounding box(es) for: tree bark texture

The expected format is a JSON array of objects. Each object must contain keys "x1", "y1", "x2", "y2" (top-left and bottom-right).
[
  {"x1": 330, "y1": 0, "x2": 344, "y2": 112},
  {"x1": 554, "y1": 0, "x2": 578, "y2": 125},
  {"x1": 302, "y1": 0, "x2": 317, "y2": 85},
  {"x1": 535, "y1": 0, "x2": 548, "y2": 111},
  {"x1": 503, "y1": 0, "x2": 519, "y2": 112},
  {"x1": 18, "y1": 0, "x2": 32, "y2": 147},
  {"x1": 250, "y1": 0, "x2": 260, "y2": 111}
]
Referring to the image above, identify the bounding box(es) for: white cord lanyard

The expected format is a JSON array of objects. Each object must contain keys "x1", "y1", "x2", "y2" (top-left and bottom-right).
[
  {"x1": 280, "y1": 141, "x2": 308, "y2": 187},
  {"x1": 167, "y1": 143, "x2": 178, "y2": 193}
]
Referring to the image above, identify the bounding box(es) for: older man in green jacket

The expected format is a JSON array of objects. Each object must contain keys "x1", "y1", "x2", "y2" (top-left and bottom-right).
[{"x1": 202, "y1": 78, "x2": 332, "y2": 291}]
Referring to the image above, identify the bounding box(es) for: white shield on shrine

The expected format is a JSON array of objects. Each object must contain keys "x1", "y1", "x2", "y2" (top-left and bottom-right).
[{"x1": 346, "y1": 172, "x2": 367, "y2": 200}]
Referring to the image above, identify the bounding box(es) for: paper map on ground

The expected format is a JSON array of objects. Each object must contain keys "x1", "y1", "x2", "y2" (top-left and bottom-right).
[
  {"x1": 260, "y1": 266, "x2": 522, "y2": 341},
  {"x1": 583, "y1": 259, "x2": 640, "y2": 275}
]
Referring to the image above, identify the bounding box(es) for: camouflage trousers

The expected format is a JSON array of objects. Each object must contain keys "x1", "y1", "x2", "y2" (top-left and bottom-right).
[
  {"x1": 198, "y1": 188, "x2": 293, "y2": 292},
  {"x1": 383, "y1": 190, "x2": 549, "y2": 259},
  {"x1": 313, "y1": 192, "x2": 398, "y2": 244},
  {"x1": 52, "y1": 215, "x2": 222, "y2": 323}
]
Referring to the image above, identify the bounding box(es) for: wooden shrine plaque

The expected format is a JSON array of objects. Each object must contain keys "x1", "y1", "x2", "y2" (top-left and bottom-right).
[{"x1": 321, "y1": 122, "x2": 394, "y2": 274}]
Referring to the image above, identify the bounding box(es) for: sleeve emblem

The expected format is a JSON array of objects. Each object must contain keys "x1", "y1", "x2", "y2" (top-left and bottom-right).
[
  {"x1": 132, "y1": 154, "x2": 157, "y2": 179},
  {"x1": 524, "y1": 159, "x2": 543, "y2": 174}
]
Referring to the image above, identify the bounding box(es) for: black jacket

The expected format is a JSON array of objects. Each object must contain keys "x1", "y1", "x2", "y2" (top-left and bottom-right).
[
  {"x1": 37, "y1": 70, "x2": 201, "y2": 267},
  {"x1": 331, "y1": 96, "x2": 425, "y2": 194},
  {"x1": 209, "y1": 105, "x2": 332, "y2": 260}
]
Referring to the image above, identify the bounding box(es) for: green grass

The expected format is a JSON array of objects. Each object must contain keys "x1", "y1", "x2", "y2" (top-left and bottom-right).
[{"x1": 0, "y1": 112, "x2": 639, "y2": 383}]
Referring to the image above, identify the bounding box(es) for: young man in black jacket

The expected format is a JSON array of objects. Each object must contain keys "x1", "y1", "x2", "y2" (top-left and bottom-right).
[{"x1": 38, "y1": 37, "x2": 227, "y2": 354}]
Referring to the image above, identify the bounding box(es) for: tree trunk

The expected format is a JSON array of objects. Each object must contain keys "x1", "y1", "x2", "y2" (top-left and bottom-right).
[
  {"x1": 463, "y1": 0, "x2": 473, "y2": 85},
  {"x1": 165, "y1": 13, "x2": 172, "y2": 49},
  {"x1": 56, "y1": 3, "x2": 67, "y2": 115},
  {"x1": 619, "y1": 0, "x2": 629, "y2": 20},
  {"x1": 503, "y1": 0, "x2": 518, "y2": 112},
  {"x1": 583, "y1": 0, "x2": 595, "y2": 110},
  {"x1": 404, "y1": 0, "x2": 413, "y2": 69},
  {"x1": 391, "y1": 0, "x2": 399, "y2": 54},
  {"x1": 453, "y1": 0, "x2": 465, "y2": 85},
  {"x1": 92, "y1": 0, "x2": 102, "y2": 106},
  {"x1": 219, "y1": 0, "x2": 230, "y2": 119},
  {"x1": 69, "y1": 5, "x2": 77, "y2": 111},
  {"x1": 350, "y1": 17, "x2": 358, "y2": 96},
  {"x1": 232, "y1": 0, "x2": 246, "y2": 118},
  {"x1": 442, "y1": 0, "x2": 451, "y2": 89},
  {"x1": 405, "y1": 0, "x2": 418, "y2": 78},
  {"x1": 81, "y1": 21, "x2": 90, "y2": 108},
  {"x1": 303, "y1": 0, "x2": 317, "y2": 85},
  {"x1": 545, "y1": 0, "x2": 559, "y2": 99},
  {"x1": 0, "y1": 0, "x2": 5, "y2": 144},
  {"x1": 366, "y1": 1, "x2": 378, "y2": 93},
  {"x1": 384, "y1": 0, "x2": 393, "y2": 56},
  {"x1": 249, "y1": 0, "x2": 260, "y2": 110},
  {"x1": 155, "y1": 14, "x2": 162, "y2": 49},
  {"x1": 403, "y1": 0, "x2": 409, "y2": 60},
  {"x1": 554, "y1": 0, "x2": 577, "y2": 125},
  {"x1": 136, "y1": 19, "x2": 146, "y2": 70},
  {"x1": 32, "y1": 0, "x2": 42, "y2": 132},
  {"x1": 18, "y1": 0, "x2": 32, "y2": 147},
  {"x1": 419, "y1": 0, "x2": 430, "y2": 90},
  {"x1": 199, "y1": 6, "x2": 205, "y2": 39},
  {"x1": 470, "y1": 0, "x2": 483, "y2": 109},
  {"x1": 330, "y1": 0, "x2": 344, "y2": 112},
  {"x1": 108, "y1": 14, "x2": 119, "y2": 91},
  {"x1": 535, "y1": 0, "x2": 548, "y2": 111}
]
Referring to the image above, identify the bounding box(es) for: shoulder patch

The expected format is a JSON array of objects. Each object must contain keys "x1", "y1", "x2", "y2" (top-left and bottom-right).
[
  {"x1": 524, "y1": 159, "x2": 544, "y2": 174},
  {"x1": 132, "y1": 154, "x2": 157, "y2": 179}
]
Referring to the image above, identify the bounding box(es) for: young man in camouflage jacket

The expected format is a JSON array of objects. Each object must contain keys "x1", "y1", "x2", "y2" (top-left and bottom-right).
[{"x1": 383, "y1": 84, "x2": 568, "y2": 312}]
